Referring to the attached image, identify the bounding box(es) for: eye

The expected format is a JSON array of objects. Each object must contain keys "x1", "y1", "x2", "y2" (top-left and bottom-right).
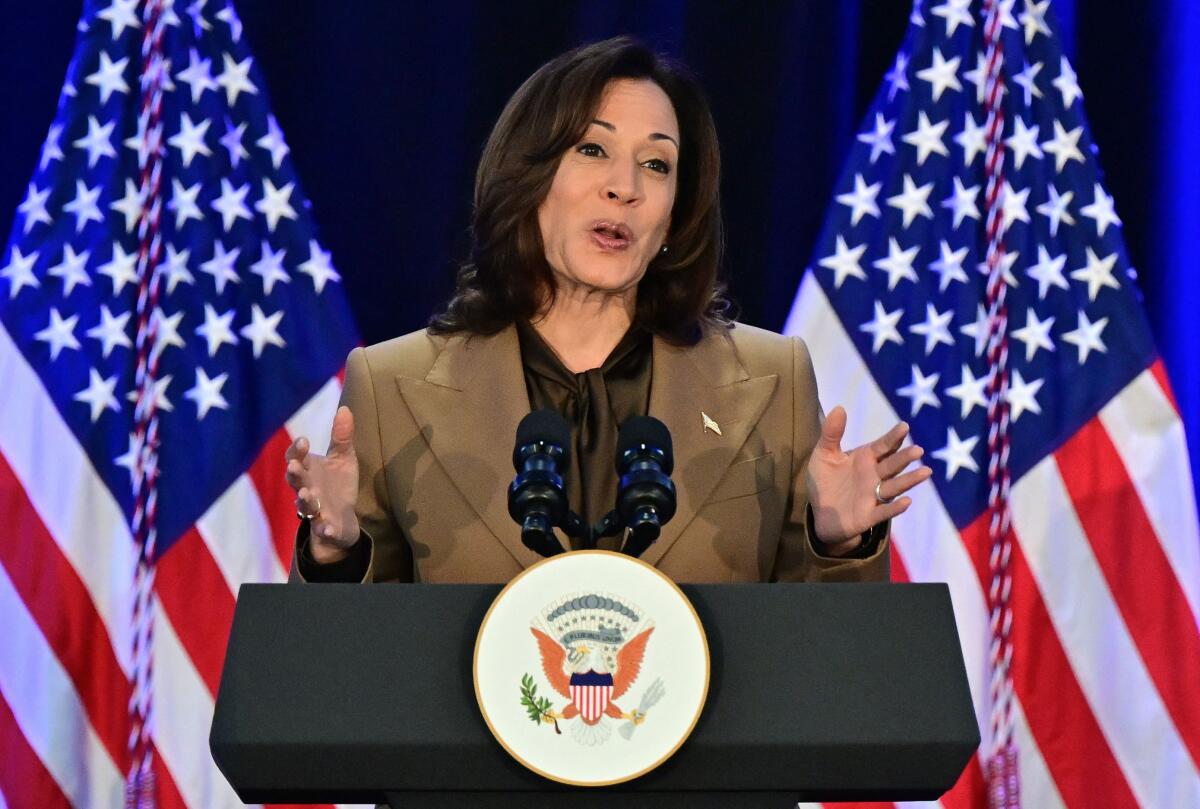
[
  {"x1": 576, "y1": 142, "x2": 607, "y2": 158},
  {"x1": 643, "y1": 158, "x2": 672, "y2": 175}
]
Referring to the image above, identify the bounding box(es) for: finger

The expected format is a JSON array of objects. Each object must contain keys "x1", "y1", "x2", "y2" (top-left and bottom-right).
[
  {"x1": 869, "y1": 421, "x2": 909, "y2": 461},
  {"x1": 327, "y1": 406, "x2": 356, "y2": 457},
  {"x1": 877, "y1": 466, "x2": 933, "y2": 501},
  {"x1": 817, "y1": 406, "x2": 847, "y2": 454},
  {"x1": 877, "y1": 444, "x2": 924, "y2": 480},
  {"x1": 295, "y1": 486, "x2": 322, "y2": 518},
  {"x1": 871, "y1": 496, "x2": 913, "y2": 524},
  {"x1": 284, "y1": 435, "x2": 310, "y2": 463},
  {"x1": 284, "y1": 457, "x2": 310, "y2": 490}
]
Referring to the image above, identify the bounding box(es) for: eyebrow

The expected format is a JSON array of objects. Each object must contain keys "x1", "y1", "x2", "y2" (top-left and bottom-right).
[{"x1": 590, "y1": 118, "x2": 679, "y2": 149}]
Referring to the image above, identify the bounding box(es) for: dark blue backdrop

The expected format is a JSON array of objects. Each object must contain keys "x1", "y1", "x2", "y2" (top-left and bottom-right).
[{"x1": 2, "y1": 1, "x2": 1196, "y2": 499}]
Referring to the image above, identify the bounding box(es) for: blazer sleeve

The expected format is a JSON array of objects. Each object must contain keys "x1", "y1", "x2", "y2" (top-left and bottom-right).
[
  {"x1": 290, "y1": 345, "x2": 414, "y2": 584},
  {"x1": 768, "y1": 336, "x2": 890, "y2": 583}
]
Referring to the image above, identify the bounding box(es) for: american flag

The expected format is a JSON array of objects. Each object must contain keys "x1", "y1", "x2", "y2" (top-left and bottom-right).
[
  {"x1": 786, "y1": 1, "x2": 1200, "y2": 807},
  {"x1": 0, "y1": 1, "x2": 360, "y2": 806}
]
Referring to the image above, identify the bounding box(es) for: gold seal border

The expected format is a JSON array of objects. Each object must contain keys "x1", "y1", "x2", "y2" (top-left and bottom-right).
[{"x1": 472, "y1": 549, "x2": 712, "y2": 787}]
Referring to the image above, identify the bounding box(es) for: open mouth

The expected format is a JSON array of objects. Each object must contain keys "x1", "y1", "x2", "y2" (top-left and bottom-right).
[{"x1": 589, "y1": 220, "x2": 633, "y2": 250}]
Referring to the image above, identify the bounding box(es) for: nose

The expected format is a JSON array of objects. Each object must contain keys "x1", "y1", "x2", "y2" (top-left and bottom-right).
[{"x1": 602, "y1": 155, "x2": 642, "y2": 205}]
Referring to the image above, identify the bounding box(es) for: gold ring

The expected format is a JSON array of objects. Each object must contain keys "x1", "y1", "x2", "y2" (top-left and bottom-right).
[
  {"x1": 874, "y1": 482, "x2": 893, "y2": 505},
  {"x1": 296, "y1": 496, "x2": 321, "y2": 521}
]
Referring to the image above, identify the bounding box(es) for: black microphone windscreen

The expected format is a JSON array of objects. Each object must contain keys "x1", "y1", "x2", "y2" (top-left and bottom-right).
[
  {"x1": 514, "y1": 409, "x2": 572, "y2": 469},
  {"x1": 617, "y1": 416, "x2": 674, "y2": 475}
]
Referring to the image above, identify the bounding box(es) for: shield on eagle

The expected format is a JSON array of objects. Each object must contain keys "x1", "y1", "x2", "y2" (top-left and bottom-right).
[{"x1": 569, "y1": 670, "x2": 614, "y2": 723}]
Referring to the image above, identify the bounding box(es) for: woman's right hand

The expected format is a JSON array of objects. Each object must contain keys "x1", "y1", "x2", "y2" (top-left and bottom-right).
[{"x1": 285, "y1": 405, "x2": 361, "y2": 564}]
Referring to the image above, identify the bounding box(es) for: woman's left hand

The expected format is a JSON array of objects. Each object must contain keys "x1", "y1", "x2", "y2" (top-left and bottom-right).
[{"x1": 804, "y1": 405, "x2": 933, "y2": 553}]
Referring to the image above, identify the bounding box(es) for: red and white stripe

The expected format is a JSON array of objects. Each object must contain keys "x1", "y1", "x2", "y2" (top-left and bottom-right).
[
  {"x1": 569, "y1": 683, "x2": 613, "y2": 723},
  {"x1": 788, "y1": 273, "x2": 1200, "y2": 808},
  {"x1": 0, "y1": 318, "x2": 368, "y2": 808}
]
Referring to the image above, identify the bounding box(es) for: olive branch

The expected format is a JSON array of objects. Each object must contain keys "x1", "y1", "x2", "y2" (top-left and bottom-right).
[{"x1": 520, "y1": 673, "x2": 561, "y2": 734}]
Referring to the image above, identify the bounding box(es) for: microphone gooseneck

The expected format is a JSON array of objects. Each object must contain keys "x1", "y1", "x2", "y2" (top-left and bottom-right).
[{"x1": 614, "y1": 416, "x2": 677, "y2": 558}]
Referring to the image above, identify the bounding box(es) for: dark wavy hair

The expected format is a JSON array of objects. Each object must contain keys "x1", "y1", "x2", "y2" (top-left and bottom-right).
[{"x1": 428, "y1": 36, "x2": 731, "y2": 345}]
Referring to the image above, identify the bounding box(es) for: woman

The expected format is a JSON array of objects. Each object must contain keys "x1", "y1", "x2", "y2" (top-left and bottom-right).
[{"x1": 284, "y1": 37, "x2": 930, "y2": 584}]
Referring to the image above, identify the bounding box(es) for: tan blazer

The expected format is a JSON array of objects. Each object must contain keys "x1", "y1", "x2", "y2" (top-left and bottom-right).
[{"x1": 300, "y1": 322, "x2": 888, "y2": 584}]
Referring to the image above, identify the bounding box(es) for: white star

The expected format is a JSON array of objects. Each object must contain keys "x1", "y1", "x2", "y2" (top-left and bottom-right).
[
  {"x1": 186, "y1": 0, "x2": 212, "y2": 31},
  {"x1": 1011, "y1": 308, "x2": 1056, "y2": 362},
  {"x1": 216, "y1": 53, "x2": 257, "y2": 106},
  {"x1": 1005, "y1": 368, "x2": 1044, "y2": 422},
  {"x1": 960, "y1": 303, "x2": 991, "y2": 357},
  {"x1": 256, "y1": 115, "x2": 290, "y2": 169},
  {"x1": 175, "y1": 48, "x2": 217, "y2": 104},
  {"x1": 121, "y1": 110, "x2": 155, "y2": 166},
  {"x1": 220, "y1": 118, "x2": 249, "y2": 167},
  {"x1": 954, "y1": 111, "x2": 988, "y2": 166},
  {"x1": 141, "y1": 56, "x2": 175, "y2": 93},
  {"x1": 72, "y1": 115, "x2": 118, "y2": 167},
  {"x1": 162, "y1": 244, "x2": 195, "y2": 294},
  {"x1": 887, "y1": 174, "x2": 935, "y2": 228},
  {"x1": 836, "y1": 174, "x2": 881, "y2": 225},
  {"x1": 195, "y1": 303, "x2": 239, "y2": 356},
  {"x1": 1062, "y1": 309, "x2": 1109, "y2": 363},
  {"x1": 873, "y1": 237, "x2": 920, "y2": 291},
  {"x1": 17, "y1": 183, "x2": 52, "y2": 234},
  {"x1": 818, "y1": 235, "x2": 867, "y2": 289},
  {"x1": 109, "y1": 179, "x2": 144, "y2": 233},
  {"x1": 210, "y1": 178, "x2": 253, "y2": 231},
  {"x1": 47, "y1": 244, "x2": 92, "y2": 296},
  {"x1": 62, "y1": 180, "x2": 104, "y2": 233},
  {"x1": 916, "y1": 48, "x2": 962, "y2": 102},
  {"x1": 941, "y1": 177, "x2": 980, "y2": 229},
  {"x1": 860, "y1": 301, "x2": 904, "y2": 354},
  {"x1": 946, "y1": 363, "x2": 991, "y2": 419},
  {"x1": 96, "y1": 242, "x2": 139, "y2": 296},
  {"x1": 184, "y1": 368, "x2": 230, "y2": 420},
  {"x1": 902, "y1": 111, "x2": 950, "y2": 165},
  {"x1": 168, "y1": 112, "x2": 212, "y2": 167},
  {"x1": 127, "y1": 375, "x2": 174, "y2": 414},
  {"x1": 998, "y1": 0, "x2": 1021, "y2": 30},
  {"x1": 1019, "y1": 0, "x2": 1051, "y2": 44},
  {"x1": 74, "y1": 369, "x2": 121, "y2": 423},
  {"x1": 1041, "y1": 120, "x2": 1085, "y2": 172},
  {"x1": 962, "y1": 51, "x2": 999, "y2": 106},
  {"x1": 97, "y1": 0, "x2": 141, "y2": 39},
  {"x1": 909, "y1": 302, "x2": 955, "y2": 355},
  {"x1": 298, "y1": 240, "x2": 341, "y2": 293},
  {"x1": 1025, "y1": 244, "x2": 1069, "y2": 299},
  {"x1": 84, "y1": 51, "x2": 130, "y2": 103},
  {"x1": 1053, "y1": 56, "x2": 1083, "y2": 108},
  {"x1": 928, "y1": 240, "x2": 970, "y2": 291},
  {"x1": 240, "y1": 304, "x2": 286, "y2": 358},
  {"x1": 1035, "y1": 185, "x2": 1075, "y2": 238},
  {"x1": 35, "y1": 308, "x2": 81, "y2": 360},
  {"x1": 1070, "y1": 247, "x2": 1120, "y2": 301},
  {"x1": 216, "y1": 4, "x2": 244, "y2": 41},
  {"x1": 976, "y1": 249, "x2": 1020, "y2": 288},
  {"x1": 200, "y1": 241, "x2": 241, "y2": 295},
  {"x1": 933, "y1": 427, "x2": 979, "y2": 481},
  {"x1": 86, "y1": 304, "x2": 132, "y2": 357},
  {"x1": 910, "y1": 0, "x2": 925, "y2": 25},
  {"x1": 114, "y1": 431, "x2": 147, "y2": 485},
  {"x1": 39, "y1": 124, "x2": 64, "y2": 170},
  {"x1": 1005, "y1": 117, "x2": 1042, "y2": 169},
  {"x1": 885, "y1": 52, "x2": 910, "y2": 101},
  {"x1": 1001, "y1": 181, "x2": 1031, "y2": 234},
  {"x1": 931, "y1": 0, "x2": 974, "y2": 36},
  {"x1": 168, "y1": 178, "x2": 204, "y2": 229},
  {"x1": 255, "y1": 179, "x2": 298, "y2": 232},
  {"x1": 1080, "y1": 183, "x2": 1122, "y2": 236},
  {"x1": 250, "y1": 240, "x2": 291, "y2": 294},
  {"x1": 1011, "y1": 60, "x2": 1044, "y2": 107},
  {"x1": 1, "y1": 246, "x2": 40, "y2": 299},
  {"x1": 856, "y1": 113, "x2": 895, "y2": 164},
  {"x1": 151, "y1": 308, "x2": 186, "y2": 360},
  {"x1": 897, "y1": 365, "x2": 941, "y2": 416}
]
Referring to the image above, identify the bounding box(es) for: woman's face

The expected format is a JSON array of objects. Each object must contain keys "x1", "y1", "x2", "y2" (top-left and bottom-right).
[{"x1": 537, "y1": 78, "x2": 680, "y2": 301}]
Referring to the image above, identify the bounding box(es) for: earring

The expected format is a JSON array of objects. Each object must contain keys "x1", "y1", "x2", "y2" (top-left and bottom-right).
[{"x1": 660, "y1": 244, "x2": 669, "y2": 254}]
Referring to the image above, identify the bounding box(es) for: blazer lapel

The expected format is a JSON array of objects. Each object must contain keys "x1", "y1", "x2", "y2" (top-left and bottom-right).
[
  {"x1": 641, "y1": 328, "x2": 778, "y2": 567},
  {"x1": 395, "y1": 325, "x2": 549, "y2": 569}
]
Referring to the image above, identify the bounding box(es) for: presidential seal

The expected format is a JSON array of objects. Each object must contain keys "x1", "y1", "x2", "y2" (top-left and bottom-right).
[{"x1": 474, "y1": 550, "x2": 709, "y2": 786}]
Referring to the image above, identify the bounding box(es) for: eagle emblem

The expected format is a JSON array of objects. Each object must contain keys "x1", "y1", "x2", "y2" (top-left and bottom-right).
[{"x1": 520, "y1": 592, "x2": 666, "y2": 745}]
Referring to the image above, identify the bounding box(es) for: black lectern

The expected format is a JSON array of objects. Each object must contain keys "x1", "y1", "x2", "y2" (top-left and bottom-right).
[{"x1": 210, "y1": 583, "x2": 978, "y2": 808}]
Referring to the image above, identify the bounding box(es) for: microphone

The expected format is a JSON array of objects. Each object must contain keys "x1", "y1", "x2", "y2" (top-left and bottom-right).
[
  {"x1": 508, "y1": 410, "x2": 584, "y2": 557},
  {"x1": 614, "y1": 416, "x2": 677, "y2": 558}
]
